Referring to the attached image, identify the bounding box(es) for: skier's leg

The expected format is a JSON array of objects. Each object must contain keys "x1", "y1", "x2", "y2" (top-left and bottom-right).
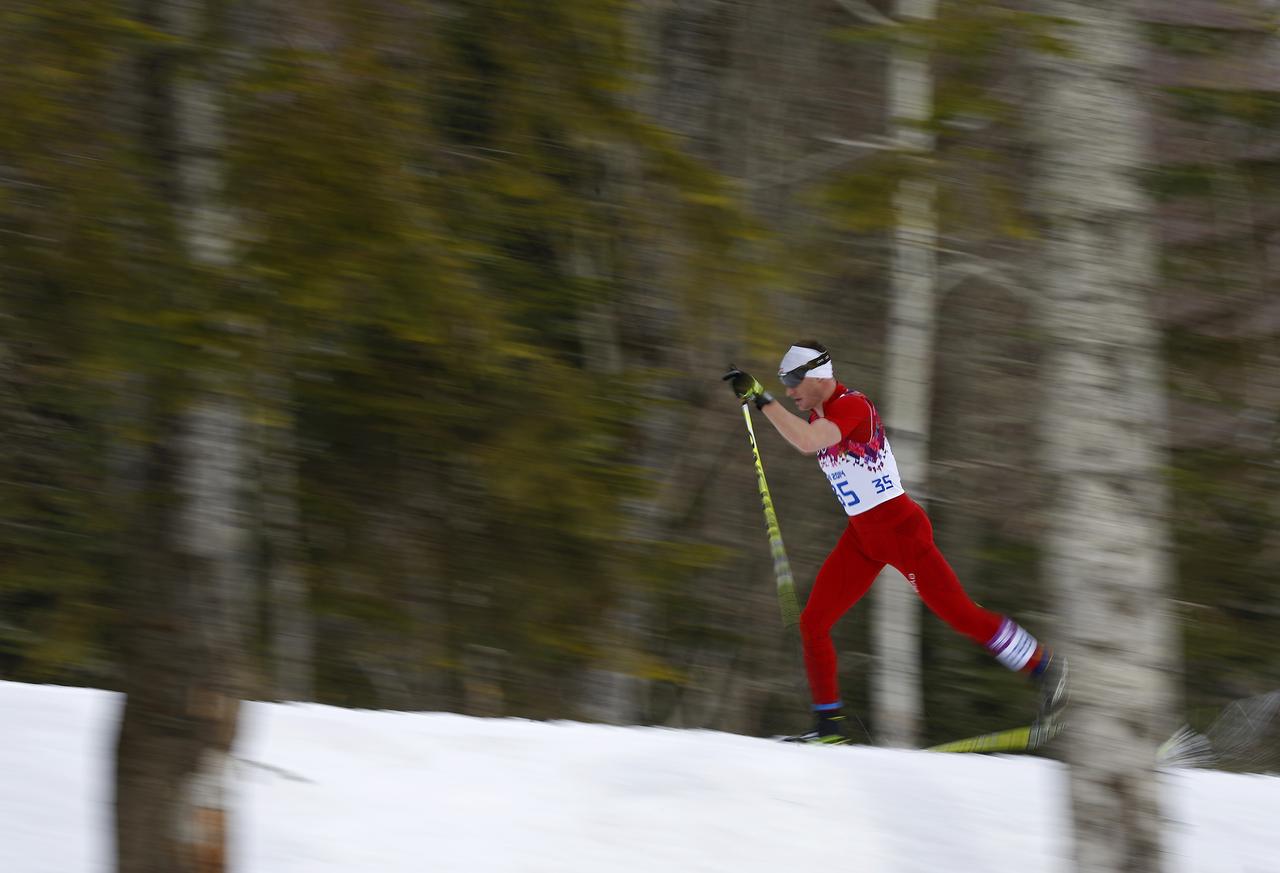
[
  {"x1": 799, "y1": 523, "x2": 884, "y2": 710},
  {"x1": 873, "y1": 497, "x2": 1051, "y2": 675},
  {"x1": 912, "y1": 544, "x2": 1067, "y2": 717}
]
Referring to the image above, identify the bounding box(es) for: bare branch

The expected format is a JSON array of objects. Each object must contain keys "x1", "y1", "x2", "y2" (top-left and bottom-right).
[
  {"x1": 818, "y1": 134, "x2": 911, "y2": 152},
  {"x1": 833, "y1": 0, "x2": 897, "y2": 27},
  {"x1": 747, "y1": 135, "x2": 913, "y2": 191},
  {"x1": 937, "y1": 257, "x2": 1039, "y2": 306}
]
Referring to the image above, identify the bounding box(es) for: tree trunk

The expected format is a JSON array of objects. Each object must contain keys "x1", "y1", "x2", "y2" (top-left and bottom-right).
[
  {"x1": 115, "y1": 3, "x2": 248, "y2": 871},
  {"x1": 258, "y1": 362, "x2": 314, "y2": 703},
  {"x1": 872, "y1": 0, "x2": 937, "y2": 748},
  {"x1": 569, "y1": 191, "x2": 644, "y2": 724},
  {"x1": 173, "y1": 397, "x2": 250, "y2": 873},
  {"x1": 1031, "y1": 3, "x2": 1179, "y2": 871},
  {"x1": 116, "y1": 399, "x2": 249, "y2": 873},
  {"x1": 573, "y1": 0, "x2": 742, "y2": 726}
]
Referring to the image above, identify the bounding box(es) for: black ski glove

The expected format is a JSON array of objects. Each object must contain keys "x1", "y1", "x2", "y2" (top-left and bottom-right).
[{"x1": 723, "y1": 365, "x2": 774, "y2": 410}]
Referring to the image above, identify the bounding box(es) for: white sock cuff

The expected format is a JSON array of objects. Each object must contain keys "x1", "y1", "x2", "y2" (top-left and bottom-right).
[{"x1": 986, "y1": 618, "x2": 1038, "y2": 671}]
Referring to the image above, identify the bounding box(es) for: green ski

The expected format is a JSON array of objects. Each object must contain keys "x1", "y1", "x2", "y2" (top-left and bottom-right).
[{"x1": 926, "y1": 718, "x2": 1064, "y2": 754}]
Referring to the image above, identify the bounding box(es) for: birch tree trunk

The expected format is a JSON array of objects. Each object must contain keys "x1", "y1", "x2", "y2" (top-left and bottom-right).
[
  {"x1": 872, "y1": 0, "x2": 937, "y2": 748},
  {"x1": 115, "y1": 3, "x2": 249, "y2": 871},
  {"x1": 1031, "y1": 4, "x2": 1179, "y2": 871}
]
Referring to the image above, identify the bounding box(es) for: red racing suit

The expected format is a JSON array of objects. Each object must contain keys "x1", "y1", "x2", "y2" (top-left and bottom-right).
[{"x1": 799, "y1": 384, "x2": 1036, "y2": 707}]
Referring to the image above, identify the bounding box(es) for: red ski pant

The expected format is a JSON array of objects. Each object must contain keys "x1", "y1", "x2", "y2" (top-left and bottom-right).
[{"x1": 799, "y1": 494, "x2": 1004, "y2": 707}]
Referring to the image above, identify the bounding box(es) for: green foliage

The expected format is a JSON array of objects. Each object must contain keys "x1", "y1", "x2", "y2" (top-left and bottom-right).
[
  {"x1": 1150, "y1": 18, "x2": 1280, "y2": 710},
  {"x1": 1165, "y1": 324, "x2": 1280, "y2": 706},
  {"x1": 0, "y1": 1, "x2": 171, "y2": 684},
  {"x1": 1145, "y1": 24, "x2": 1242, "y2": 57},
  {"x1": 215, "y1": 0, "x2": 759, "y2": 712},
  {"x1": 815, "y1": 1, "x2": 1056, "y2": 246},
  {"x1": 0, "y1": 0, "x2": 753, "y2": 704},
  {"x1": 1144, "y1": 164, "x2": 1218, "y2": 201},
  {"x1": 832, "y1": 5, "x2": 1071, "y2": 58},
  {"x1": 809, "y1": 153, "x2": 913, "y2": 233},
  {"x1": 4, "y1": 0, "x2": 1275, "y2": 739},
  {"x1": 1164, "y1": 88, "x2": 1280, "y2": 129}
]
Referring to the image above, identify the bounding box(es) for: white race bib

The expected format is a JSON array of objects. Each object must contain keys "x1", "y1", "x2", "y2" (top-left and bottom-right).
[{"x1": 815, "y1": 392, "x2": 905, "y2": 516}]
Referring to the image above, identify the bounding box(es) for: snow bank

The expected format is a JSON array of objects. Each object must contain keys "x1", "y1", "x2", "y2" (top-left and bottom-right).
[{"x1": 2, "y1": 681, "x2": 1276, "y2": 873}]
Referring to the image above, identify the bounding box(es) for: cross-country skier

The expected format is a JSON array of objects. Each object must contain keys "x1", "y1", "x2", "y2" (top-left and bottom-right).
[{"x1": 724, "y1": 341, "x2": 1067, "y2": 744}]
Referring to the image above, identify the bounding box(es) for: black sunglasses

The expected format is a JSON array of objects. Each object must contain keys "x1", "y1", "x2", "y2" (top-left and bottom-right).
[{"x1": 779, "y1": 351, "x2": 831, "y2": 388}]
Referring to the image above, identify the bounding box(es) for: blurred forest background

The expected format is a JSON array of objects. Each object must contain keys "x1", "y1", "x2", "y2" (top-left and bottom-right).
[{"x1": 1, "y1": 0, "x2": 1277, "y2": 768}]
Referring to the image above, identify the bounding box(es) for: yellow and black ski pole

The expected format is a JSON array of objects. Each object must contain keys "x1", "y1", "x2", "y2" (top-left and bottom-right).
[{"x1": 740, "y1": 402, "x2": 801, "y2": 628}]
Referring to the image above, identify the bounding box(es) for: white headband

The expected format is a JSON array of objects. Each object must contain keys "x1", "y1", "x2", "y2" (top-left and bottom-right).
[{"x1": 779, "y1": 345, "x2": 834, "y2": 380}]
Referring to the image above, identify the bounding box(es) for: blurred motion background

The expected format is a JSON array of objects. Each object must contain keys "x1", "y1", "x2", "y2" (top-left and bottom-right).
[{"x1": 0, "y1": 0, "x2": 1277, "y2": 868}]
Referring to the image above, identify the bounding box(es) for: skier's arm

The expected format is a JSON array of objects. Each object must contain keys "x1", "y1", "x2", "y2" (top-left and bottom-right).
[
  {"x1": 760, "y1": 402, "x2": 841, "y2": 454},
  {"x1": 723, "y1": 366, "x2": 840, "y2": 454}
]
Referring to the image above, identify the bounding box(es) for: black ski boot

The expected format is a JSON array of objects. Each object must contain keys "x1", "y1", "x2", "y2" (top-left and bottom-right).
[
  {"x1": 780, "y1": 711, "x2": 850, "y2": 745},
  {"x1": 1034, "y1": 652, "x2": 1069, "y2": 723}
]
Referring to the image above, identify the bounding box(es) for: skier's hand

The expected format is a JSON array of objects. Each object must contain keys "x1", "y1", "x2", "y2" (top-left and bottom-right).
[{"x1": 723, "y1": 366, "x2": 774, "y2": 410}]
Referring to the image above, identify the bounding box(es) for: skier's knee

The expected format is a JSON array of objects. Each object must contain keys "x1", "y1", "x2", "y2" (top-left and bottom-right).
[{"x1": 799, "y1": 607, "x2": 833, "y2": 643}]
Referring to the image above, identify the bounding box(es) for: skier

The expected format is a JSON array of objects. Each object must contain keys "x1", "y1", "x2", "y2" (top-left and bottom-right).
[{"x1": 724, "y1": 342, "x2": 1067, "y2": 744}]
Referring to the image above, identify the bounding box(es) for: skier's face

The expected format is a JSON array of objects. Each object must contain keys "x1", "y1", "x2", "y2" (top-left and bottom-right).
[{"x1": 785, "y1": 377, "x2": 832, "y2": 412}]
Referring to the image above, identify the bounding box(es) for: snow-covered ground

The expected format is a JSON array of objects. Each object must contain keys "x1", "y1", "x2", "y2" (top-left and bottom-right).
[{"x1": 3, "y1": 680, "x2": 1278, "y2": 873}]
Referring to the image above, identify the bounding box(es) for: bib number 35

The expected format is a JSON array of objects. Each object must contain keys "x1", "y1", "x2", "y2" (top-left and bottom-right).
[{"x1": 831, "y1": 479, "x2": 860, "y2": 508}]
